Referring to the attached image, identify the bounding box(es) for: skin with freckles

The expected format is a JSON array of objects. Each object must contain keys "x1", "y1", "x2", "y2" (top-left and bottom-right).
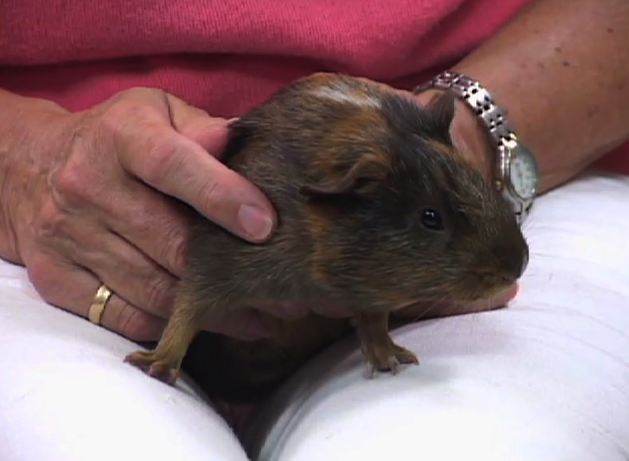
[
  {"x1": 124, "y1": 73, "x2": 529, "y2": 402},
  {"x1": 446, "y1": 0, "x2": 629, "y2": 194}
]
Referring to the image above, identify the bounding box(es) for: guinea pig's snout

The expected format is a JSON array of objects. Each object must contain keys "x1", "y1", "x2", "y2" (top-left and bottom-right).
[
  {"x1": 520, "y1": 244, "x2": 530, "y2": 275},
  {"x1": 497, "y1": 239, "x2": 529, "y2": 281}
]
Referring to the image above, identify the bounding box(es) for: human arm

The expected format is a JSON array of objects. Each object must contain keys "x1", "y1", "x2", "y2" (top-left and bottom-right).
[{"x1": 416, "y1": 0, "x2": 629, "y2": 194}]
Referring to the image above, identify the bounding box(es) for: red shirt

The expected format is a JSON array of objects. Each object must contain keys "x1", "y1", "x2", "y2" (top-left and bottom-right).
[{"x1": 1, "y1": 0, "x2": 626, "y2": 174}]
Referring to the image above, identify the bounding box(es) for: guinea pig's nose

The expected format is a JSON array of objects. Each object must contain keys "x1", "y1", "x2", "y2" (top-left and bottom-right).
[
  {"x1": 515, "y1": 245, "x2": 529, "y2": 279},
  {"x1": 512, "y1": 242, "x2": 529, "y2": 280},
  {"x1": 497, "y1": 240, "x2": 529, "y2": 281},
  {"x1": 520, "y1": 244, "x2": 530, "y2": 275}
]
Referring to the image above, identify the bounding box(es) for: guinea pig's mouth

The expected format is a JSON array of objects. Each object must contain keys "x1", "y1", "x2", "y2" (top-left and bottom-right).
[{"x1": 452, "y1": 271, "x2": 517, "y2": 302}]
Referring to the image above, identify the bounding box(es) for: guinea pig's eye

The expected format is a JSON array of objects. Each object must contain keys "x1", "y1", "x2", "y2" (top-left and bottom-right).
[{"x1": 420, "y1": 209, "x2": 445, "y2": 231}]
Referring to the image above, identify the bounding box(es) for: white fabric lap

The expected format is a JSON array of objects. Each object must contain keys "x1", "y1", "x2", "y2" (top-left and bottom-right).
[
  {"x1": 0, "y1": 262, "x2": 248, "y2": 461},
  {"x1": 244, "y1": 172, "x2": 629, "y2": 461}
]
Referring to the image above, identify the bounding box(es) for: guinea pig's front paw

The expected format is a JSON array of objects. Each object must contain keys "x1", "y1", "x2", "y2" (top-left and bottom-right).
[
  {"x1": 363, "y1": 342, "x2": 419, "y2": 378},
  {"x1": 124, "y1": 350, "x2": 180, "y2": 385}
]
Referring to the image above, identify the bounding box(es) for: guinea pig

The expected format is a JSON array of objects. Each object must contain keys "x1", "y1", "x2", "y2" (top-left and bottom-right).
[{"x1": 125, "y1": 73, "x2": 529, "y2": 401}]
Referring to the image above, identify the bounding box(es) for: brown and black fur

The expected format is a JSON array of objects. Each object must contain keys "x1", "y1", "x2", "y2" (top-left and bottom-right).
[{"x1": 125, "y1": 73, "x2": 529, "y2": 402}]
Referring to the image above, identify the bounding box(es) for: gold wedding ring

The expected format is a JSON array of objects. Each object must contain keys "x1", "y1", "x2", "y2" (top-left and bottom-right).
[{"x1": 88, "y1": 284, "x2": 113, "y2": 325}]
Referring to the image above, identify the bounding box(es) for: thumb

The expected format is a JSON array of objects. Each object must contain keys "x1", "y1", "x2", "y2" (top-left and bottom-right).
[
  {"x1": 393, "y1": 283, "x2": 519, "y2": 320},
  {"x1": 117, "y1": 92, "x2": 277, "y2": 243}
]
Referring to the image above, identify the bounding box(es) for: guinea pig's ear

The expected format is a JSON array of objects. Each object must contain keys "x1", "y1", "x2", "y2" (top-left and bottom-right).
[
  {"x1": 426, "y1": 90, "x2": 456, "y2": 138},
  {"x1": 299, "y1": 153, "x2": 389, "y2": 198}
]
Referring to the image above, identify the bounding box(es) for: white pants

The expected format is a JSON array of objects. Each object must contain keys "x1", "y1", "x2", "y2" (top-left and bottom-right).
[{"x1": 2, "y1": 172, "x2": 629, "y2": 461}]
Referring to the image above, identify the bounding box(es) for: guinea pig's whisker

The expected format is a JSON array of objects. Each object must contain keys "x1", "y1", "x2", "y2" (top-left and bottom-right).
[{"x1": 406, "y1": 295, "x2": 451, "y2": 324}]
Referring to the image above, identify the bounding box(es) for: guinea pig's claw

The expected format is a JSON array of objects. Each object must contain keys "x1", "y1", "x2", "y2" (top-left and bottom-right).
[
  {"x1": 125, "y1": 350, "x2": 180, "y2": 385},
  {"x1": 366, "y1": 357, "x2": 400, "y2": 378},
  {"x1": 363, "y1": 343, "x2": 419, "y2": 378}
]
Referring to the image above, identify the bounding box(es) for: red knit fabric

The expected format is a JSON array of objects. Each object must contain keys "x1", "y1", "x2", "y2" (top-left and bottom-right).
[{"x1": 0, "y1": 0, "x2": 626, "y2": 173}]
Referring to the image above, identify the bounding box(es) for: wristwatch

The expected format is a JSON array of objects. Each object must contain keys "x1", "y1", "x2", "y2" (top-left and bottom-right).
[{"x1": 413, "y1": 71, "x2": 539, "y2": 225}]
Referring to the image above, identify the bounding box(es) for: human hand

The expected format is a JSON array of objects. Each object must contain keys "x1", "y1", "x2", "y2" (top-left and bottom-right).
[{"x1": 5, "y1": 88, "x2": 277, "y2": 341}]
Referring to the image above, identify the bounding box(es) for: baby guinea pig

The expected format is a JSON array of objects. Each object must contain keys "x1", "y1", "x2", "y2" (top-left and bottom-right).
[{"x1": 125, "y1": 73, "x2": 529, "y2": 399}]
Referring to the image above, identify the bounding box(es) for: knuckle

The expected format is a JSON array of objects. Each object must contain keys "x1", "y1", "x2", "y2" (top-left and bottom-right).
[
  {"x1": 117, "y1": 303, "x2": 162, "y2": 341},
  {"x1": 198, "y1": 175, "x2": 221, "y2": 204},
  {"x1": 140, "y1": 139, "x2": 185, "y2": 185},
  {"x1": 98, "y1": 93, "x2": 152, "y2": 134},
  {"x1": 197, "y1": 175, "x2": 230, "y2": 217},
  {"x1": 104, "y1": 87, "x2": 165, "y2": 126},
  {"x1": 108, "y1": 86, "x2": 151, "y2": 105},
  {"x1": 33, "y1": 198, "x2": 70, "y2": 242},
  {"x1": 123, "y1": 86, "x2": 164, "y2": 102},
  {"x1": 143, "y1": 273, "x2": 175, "y2": 314},
  {"x1": 25, "y1": 253, "x2": 63, "y2": 304},
  {"x1": 159, "y1": 225, "x2": 188, "y2": 274},
  {"x1": 97, "y1": 103, "x2": 133, "y2": 138},
  {"x1": 49, "y1": 159, "x2": 92, "y2": 212}
]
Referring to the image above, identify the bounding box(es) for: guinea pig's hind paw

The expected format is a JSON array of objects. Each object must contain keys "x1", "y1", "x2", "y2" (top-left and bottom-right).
[
  {"x1": 124, "y1": 350, "x2": 180, "y2": 385},
  {"x1": 364, "y1": 343, "x2": 419, "y2": 378},
  {"x1": 392, "y1": 344, "x2": 420, "y2": 366}
]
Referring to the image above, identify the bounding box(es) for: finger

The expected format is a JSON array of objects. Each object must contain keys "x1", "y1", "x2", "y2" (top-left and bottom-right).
[
  {"x1": 117, "y1": 121, "x2": 276, "y2": 243},
  {"x1": 37, "y1": 200, "x2": 180, "y2": 319},
  {"x1": 68, "y1": 226, "x2": 179, "y2": 320},
  {"x1": 99, "y1": 176, "x2": 193, "y2": 277},
  {"x1": 114, "y1": 88, "x2": 234, "y2": 159},
  {"x1": 26, "y1": 252, "x2": 166, "y2": 341},
  {"x1": 393, "y1": 283, "x2": 519, "y2": 320},
  {"x1": 465, "y1": 283, "x2": 519, "y2": 312},
  {"x1": 73, "y1": 202, "x2": 273, "y2": 342},
  {"x1": 116, "y1": 91, "x2": 276, "y2": 242}
]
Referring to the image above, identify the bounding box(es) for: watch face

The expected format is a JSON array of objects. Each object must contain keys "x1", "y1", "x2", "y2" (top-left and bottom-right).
[{"x1": 509, "y1": 146, "x2": 539, "y2": 200}]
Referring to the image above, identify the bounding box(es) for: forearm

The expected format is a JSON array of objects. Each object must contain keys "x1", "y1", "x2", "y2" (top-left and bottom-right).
[
  {"x1": 449, "y1": 0, "x2": 629, "y2": 194},
  {"x1": 0, "y1": 88, "x2": 68, "y2": 264}
]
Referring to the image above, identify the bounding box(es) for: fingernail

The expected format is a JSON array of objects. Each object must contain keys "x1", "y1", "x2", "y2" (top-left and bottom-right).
[
  {"x1": 238, "y1": 205, "x2": 274, "y2": 240},
  {"x1": 491, "y1": 283, "x2": 519, "y2": 308}
]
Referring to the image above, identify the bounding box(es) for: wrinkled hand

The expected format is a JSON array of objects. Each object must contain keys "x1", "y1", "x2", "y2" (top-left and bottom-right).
[{"x1": 7, "y1": 88, "x2": 278, "y2": 341}]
